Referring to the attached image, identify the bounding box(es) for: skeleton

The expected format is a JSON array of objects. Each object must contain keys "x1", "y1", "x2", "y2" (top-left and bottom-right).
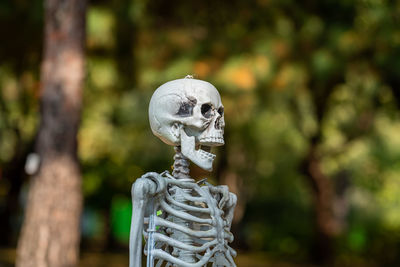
[{"x1": 130, "y1": 76, "x2": 237, "y2": 267}]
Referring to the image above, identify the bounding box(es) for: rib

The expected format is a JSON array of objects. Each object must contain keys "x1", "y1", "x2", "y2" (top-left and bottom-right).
[
  {"x1": 152, "y1": 246, "x2": 219, "y2": 267},
  {"x1": 155, "y1": 217, "x2": 216, "y2": 239},
  {"x1": 155, "y1": 258, "x2": 164, "y2": 267},
  {"x1": 160, "y1": 200, "x2": 212, "y2": 224},
  {"x1": 165, "y1": 193, "x2": 211, "y2": 214},
  {"x1": 153, "y1": 233, "x2": 217, "y2": 253},
  {"x1": 225, "y1": 248, "x2": 237, "y2": 267},
  {"x1": 167, "y1": 179, "x2": 203, "y2": 190},
  {"x1": 182, "y1": 193, "x2": 207, "y2": 203},
  {"x1": 228, "y1": 245, "x2": 237, "y2": 257}
]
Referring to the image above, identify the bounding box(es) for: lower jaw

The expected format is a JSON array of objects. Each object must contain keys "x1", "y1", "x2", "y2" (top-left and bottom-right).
[
  {"x1": 183, "y1": 148, "x2": 214, "y2": 171},
  {"x1": 198, "y1": 146, "x2": 215, "y2": 160}
]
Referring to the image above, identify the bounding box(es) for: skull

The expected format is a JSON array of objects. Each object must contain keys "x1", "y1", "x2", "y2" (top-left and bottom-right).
[{"x1": 148, "y1": 76, "x2": 225, "y2": 171}]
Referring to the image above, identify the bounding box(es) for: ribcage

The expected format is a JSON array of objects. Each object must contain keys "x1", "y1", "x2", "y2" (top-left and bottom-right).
[{"x1": 143, "y1": 178, "x2": 236, "y2": 267}]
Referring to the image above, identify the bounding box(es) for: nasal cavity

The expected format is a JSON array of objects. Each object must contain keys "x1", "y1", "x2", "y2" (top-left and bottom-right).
[{"x1": 214, "y1": 118, "x2": 221, "y2": 129}]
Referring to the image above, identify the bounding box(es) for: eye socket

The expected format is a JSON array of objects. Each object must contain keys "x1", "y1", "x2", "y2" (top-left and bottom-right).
[
  {"x1": 177, "y1": 102, "x2": 194, "y2": 117},
  {"x1": 201, "y1": 104, "x2": 213, "y2": 118},
  {"x1": 218, "y1": 107, "x2": 224, "y2": 116}
]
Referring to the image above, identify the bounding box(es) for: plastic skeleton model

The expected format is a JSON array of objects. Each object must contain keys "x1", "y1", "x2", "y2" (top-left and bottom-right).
[{"x1": 129, "y1": 77, "x2": 237, "y2": 267}]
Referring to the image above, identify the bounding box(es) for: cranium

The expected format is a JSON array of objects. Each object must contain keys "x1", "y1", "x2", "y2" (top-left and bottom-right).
[{"x1": 148, "y1": 76, "x2": 225, "y2": 171}]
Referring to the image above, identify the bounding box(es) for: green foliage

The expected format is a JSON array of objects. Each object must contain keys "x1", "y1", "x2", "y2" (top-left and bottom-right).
[{"x1": 111, "y1": 195, "x2": 132, "y2": 243}]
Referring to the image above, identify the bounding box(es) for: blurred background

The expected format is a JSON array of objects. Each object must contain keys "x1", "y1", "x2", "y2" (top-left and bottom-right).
[{"x1": 1, "y1": 0, "x2": 400, "y2": 266}]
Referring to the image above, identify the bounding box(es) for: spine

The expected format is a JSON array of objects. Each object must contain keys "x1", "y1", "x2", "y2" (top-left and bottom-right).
[{"x1": 170, "y1": 147, "x2": 196, "y2": 263}]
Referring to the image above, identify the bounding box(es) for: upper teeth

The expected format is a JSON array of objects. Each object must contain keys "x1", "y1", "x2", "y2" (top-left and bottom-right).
[{"x1": 199, "y1": 136, "x2": 224, "y2": 144}]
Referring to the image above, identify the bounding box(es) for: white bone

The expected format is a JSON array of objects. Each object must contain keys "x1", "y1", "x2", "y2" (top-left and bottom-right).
[
  {"x1": 148, "y1": 77, "x2": 224, "y2": 171},
  {"x1": 153, "y1": 233, "x2": 218, "y2": 252},
  {"x1": 159, "y1": 200, "x2": 213, "y2": 224},
  {"x1": 165, "y1": 193, "x2": 211, "y2": 214},
  {"x1": 155, "y1": 217, "x2": 217, "y2": 238},
  {"x1": 129, "y1": 176, "x2": 159, "y2": 267},
  {"x1": 152, "y1": 246, "x2": 220, "y2": 267},
  {"x1": 131, "y1": 161, "x2": 237, "y2": 267},
  {"x1": 130, "y1": 78, "x2": 236, "y2": 267},
  {"x1": 180, "y1": 128, "x2": 215, "y2": 171}
]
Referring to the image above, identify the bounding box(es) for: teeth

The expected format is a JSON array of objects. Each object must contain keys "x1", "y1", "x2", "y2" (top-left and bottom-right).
[
  {"x1": 198, "y1": 135, "x2": 224, "y2": 144},
  {"x1": 199, "y1": 149, "x2": 216, "y2": 160}
]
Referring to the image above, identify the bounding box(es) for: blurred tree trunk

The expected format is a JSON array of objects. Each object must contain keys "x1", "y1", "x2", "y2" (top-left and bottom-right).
[
  {"x1": 16, "y1": 0, "x2": 86, "y2": 266},
  {"x1": 300, "y1": 77, "x2": 348, "y2": 264},
  {"x1": 302, "y1": 142, "x2": 340, "y2": 264}
]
